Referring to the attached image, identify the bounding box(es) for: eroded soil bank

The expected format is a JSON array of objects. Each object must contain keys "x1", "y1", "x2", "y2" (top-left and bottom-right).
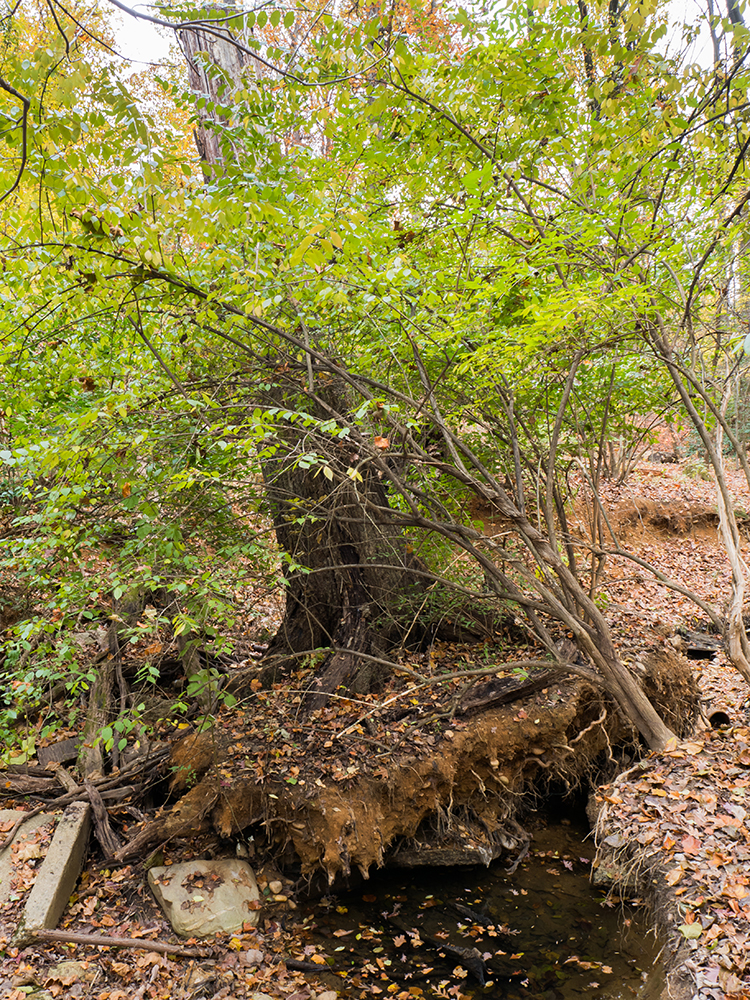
[{"x1": 126, "y1": 649, "x2": 698, "y2": 887}]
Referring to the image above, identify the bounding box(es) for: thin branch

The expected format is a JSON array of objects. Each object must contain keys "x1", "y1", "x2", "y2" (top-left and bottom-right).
[
  {"x1": 105, "y1": 0, "x2": 388, "y2": 86},
  {"x1": 29, "y1": 928, "x2": 208, "y2": 958},
  {"x1": 0, "y1": 76, "x2": 29, "y2": 202}
]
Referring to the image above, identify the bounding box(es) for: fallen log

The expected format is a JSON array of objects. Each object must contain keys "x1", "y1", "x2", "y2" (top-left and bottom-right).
[{"x1": 457, "y1": 669, "x2": 556, "y2": 714}]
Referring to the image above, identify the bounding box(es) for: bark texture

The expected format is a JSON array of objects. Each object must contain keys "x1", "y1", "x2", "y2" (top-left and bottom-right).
[
  {"x1": 177, "y1": 7, "x2": 264, "y2": 168},
  {"x1": 260, "y1": 406, "x2": 429, "y2": 703}
]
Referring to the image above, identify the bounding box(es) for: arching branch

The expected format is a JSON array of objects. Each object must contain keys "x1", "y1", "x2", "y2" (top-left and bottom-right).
[{"x1": 0, "y1": 76, "x2": 29, "y2": 203}]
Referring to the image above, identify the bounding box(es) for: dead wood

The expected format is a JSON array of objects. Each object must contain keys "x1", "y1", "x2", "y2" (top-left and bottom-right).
[
  {"x1": 457, "y1": 669, "x2": 556, "y2": 714},
  {"x1": 38, "y1": 739, "x2": 79, "y2": 767},
  {"x1": 78, "y1": 657, "x2": 114, "y2": 778},
  {"x1": 49, "y1": 763, "x2": 81, "y2": 794},
  {"x1": 0, "y1": 747, "x2": 170, "y2": 852},
  {"x1": 113, "y1": 776, "x2": 219, "y2": 862},
  {"x1": 0, "y1": 773, "x2": 57, "y2": 794},
  {"x1": 29, "y1": 928, "x2": 208, "y2": 958},
  {"x1": 84, "y1": 780, "x2": 122, "y2": 859}
]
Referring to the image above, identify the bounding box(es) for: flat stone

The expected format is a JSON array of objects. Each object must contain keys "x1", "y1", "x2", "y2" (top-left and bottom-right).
[
  {"x1": 0, "y1": 810, "x2": 56, "y2": 906},
  {"x1": 13, "y1": 802, "x2": 91, "y2": 947},
  {"x1": 148, "y1": 858, "x2": 259, "y2": 938},
  {"x1": 45, "y1": 960, "x2": 98, "y2": 985}
]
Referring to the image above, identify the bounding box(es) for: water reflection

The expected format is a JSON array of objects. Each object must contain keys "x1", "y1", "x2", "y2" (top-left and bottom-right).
[{"x1": 305, "y1": 820, "x2": 663, "y2": 999}]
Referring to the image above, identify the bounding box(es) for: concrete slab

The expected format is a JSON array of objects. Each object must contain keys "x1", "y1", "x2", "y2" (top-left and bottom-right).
[
  {"x1": 12, "y1": 801, "x2": 91, "y2": 947},
  {"x1": 0, "y1": 809, "x2": 57, "y2": 906}
]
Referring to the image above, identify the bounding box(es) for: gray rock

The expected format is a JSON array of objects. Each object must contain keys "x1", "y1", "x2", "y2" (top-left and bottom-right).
[
  {"x1": 148, "y1": 858, "x2": 259, "y2": 938},
  {"x1": 46, "y1": 960, "x2": 98, "y2": 985}
]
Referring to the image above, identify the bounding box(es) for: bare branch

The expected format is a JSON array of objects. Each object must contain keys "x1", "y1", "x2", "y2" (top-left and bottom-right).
[{"x1": 0, "y1": 75, "x2": 29, "y2": 203}]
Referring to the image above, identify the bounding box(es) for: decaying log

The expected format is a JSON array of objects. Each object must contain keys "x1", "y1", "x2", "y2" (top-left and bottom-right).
[
  {"x1": 0, "y1": 773, "x2": 58, "y2": 794},
  {"x1": 457, "y1": 669, "x2": 556, "y2": 714},
  {"x1": 114, "y1": 776, "x2": 219, "y2": 862},
  {"x1": 84, "y1": 780, "x2": 122, "y2": 859},
  {"x1": 49, "y1": 763, "x2": 81, "y2": 794}
]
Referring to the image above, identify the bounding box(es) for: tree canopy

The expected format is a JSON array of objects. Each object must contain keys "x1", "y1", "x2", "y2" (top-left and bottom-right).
[{"x1": 2, "y1": 0, "x2": 750, "y2": 755}]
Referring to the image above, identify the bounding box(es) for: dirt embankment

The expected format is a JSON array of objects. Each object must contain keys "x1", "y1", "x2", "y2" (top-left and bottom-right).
[{"x1": 133, "y1": 650, "x2": 698, "y2": 885}]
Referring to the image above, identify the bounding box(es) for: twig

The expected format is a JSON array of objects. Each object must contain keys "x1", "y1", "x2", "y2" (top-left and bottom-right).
[{"x1": 29, "y1": 928, "x2": 208, "y2": 957}]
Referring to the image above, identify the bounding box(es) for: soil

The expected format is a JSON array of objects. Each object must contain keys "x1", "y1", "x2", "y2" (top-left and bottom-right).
[{"x1": 2, "y1": 458, "x2": 750, "y2": 999}]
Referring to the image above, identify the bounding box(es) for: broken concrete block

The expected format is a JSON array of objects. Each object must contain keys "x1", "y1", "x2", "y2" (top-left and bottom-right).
[
  {"x1": 13, "y1": 802, "x2": 91, "y2": 947},
  {"x1": 0, "y1": 809, "x2": 56, "y2": 906},
  {"x1": 148, "y1": 858, "x2": 259, "y2": 938}
]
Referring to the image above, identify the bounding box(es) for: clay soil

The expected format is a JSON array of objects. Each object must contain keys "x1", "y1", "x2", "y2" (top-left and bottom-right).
[{"x1": 2, "y1": 458, "x2": 750, "y2": 999}]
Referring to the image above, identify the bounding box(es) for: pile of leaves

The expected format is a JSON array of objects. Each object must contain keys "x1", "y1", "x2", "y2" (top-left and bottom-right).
[{"x1": 594, "y1": 649, "x2": 750, "y2": 998}]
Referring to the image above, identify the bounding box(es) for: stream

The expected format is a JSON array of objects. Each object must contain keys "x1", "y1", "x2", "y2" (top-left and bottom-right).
[{"x1": 304, "y1": 817, "x2": 664, "y2": 999}]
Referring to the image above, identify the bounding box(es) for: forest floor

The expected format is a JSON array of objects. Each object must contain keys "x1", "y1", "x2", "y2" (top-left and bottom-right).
[{"x1": 1, "y1": 457, "x2": 750, "y2": 999}]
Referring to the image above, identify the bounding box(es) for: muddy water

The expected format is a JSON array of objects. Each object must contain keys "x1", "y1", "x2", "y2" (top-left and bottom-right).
[{"x1": 305, "y1": 819, "x2": 664, "y2": 999}]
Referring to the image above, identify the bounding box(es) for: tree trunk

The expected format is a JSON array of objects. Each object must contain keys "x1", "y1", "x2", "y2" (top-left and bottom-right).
[
  {"x1": 176, "y1": 16, "x2": 433, "y2": 706},
  {"x1": 176, "y1": 6, "x2": 264, "y2": 170},
  {"x1": 260, "y1": 410, "x2": 429, "y2": 704},
  {"x1": 175, "y1": 16, "x2": 681, "y2": 741}
]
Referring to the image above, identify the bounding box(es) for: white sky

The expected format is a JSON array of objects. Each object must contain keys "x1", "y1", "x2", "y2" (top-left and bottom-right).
[
  {"x1": 110, "y1": 0, "x2": 720, "y2": 73},
  {"x1": 112, "y1": 5, "x2": 175, "y2": 68}
]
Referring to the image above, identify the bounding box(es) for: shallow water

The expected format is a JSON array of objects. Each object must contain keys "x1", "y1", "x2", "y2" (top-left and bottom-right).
[{"x1": 305, "y1": 819, "x2": 664, "y2": 999}]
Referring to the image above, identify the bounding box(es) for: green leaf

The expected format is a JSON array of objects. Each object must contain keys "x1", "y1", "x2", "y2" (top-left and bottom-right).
[{"x1": 678, "y1": 923, "x2": 701, "y2": 940}]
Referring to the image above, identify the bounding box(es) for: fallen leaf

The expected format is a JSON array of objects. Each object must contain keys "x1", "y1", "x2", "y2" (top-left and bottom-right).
[
  {"x1": 665, "y1": 868, "x2": 683, "y2": 886},
  {"x1": 679, "y1": 923, "x2": 701, "y2": 940},
  {"x1": 681, "y1": 835, "x2": 701, "y2": 854}
]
